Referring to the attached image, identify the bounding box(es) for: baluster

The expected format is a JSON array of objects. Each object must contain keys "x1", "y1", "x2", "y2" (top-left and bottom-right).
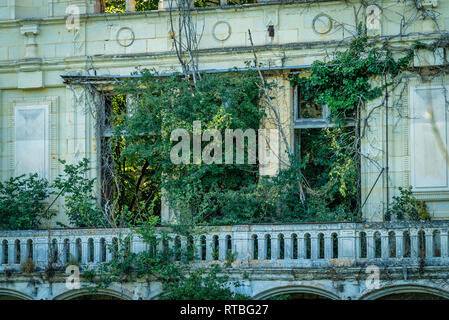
[
  {"x1": 381, "y1": 232, "x2": 389, "y2": 259},
  {"x1": 355, "y1": 232, "x2": 361, "y2": 259},
  {"x1": 396, "y1": 232, "x2": 404, "y2": 258},
  {"x1": 0, "y1": 240, "x2": 4, "y2": 264},
  {"x1": 20, "y1": 239, "x2": 27, "y2": 264},
  {"x1": 324, "y1": 234, "x2": 332, "y2": 260},
  {"x1": 8, "y1": 240, "x2": 15, "y2": 265},
  {"x1": 195, "y1": 236, "x2": 202, "y2": 261},
  {"x1": 94, "y1": 238, "x2": 101, "y2": 263},
  {"x1": 205, "y1": 235, "x2": 213, "y2": 261},
  {"x1": 81, "y1": 238, "x2": 88, "y2": 264},
  {"x1": 105, "y1": 237, "x2": 113, "y2": 262},
  {"x1": 410, "y1": 230, "x2": 419, "y2": 258},
  {"x1": 257, "y1": 234, "x2": 265, "y2": 260},
  {"x1": 441, "y1": 230, "x2": 448, "y2": 258},
  {"x1": 311, "y1": 233, "x2": 319, "y2": 260},
  {"x1": 36, "y1": 238, "x2": 49, "y2": 267},
  {"x1": 298, "y1": 234, "x2": 305, "y2": 259},
  {"x1": 272, "y1": 233, "x2": 280, "y2": 260},
  {"x1": 285, "y1": 234, "x2": 293, "y2": 260},
  {"x1": 425, "y1": 231, "x2": 433, "y2": 258},
  {"x1": 367, "y1": 232, "x2": 375, "y2": 259},
  {"x1": 219, "y1": 236, "x2": 226, "y2": 261}
]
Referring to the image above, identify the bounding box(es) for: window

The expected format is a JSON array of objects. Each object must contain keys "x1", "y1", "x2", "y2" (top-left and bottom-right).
[
  {"x1": 98, "y1": 93, "x2": 161, "y2": 221},
  {"x1": 292, "y1": 85, "x2": 359, "y2": 215}
]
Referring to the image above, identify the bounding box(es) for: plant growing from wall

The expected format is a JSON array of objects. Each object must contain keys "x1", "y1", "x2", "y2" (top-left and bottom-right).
[{"x1": 84, "y1": 218, "x2": 248, "y2": 299}]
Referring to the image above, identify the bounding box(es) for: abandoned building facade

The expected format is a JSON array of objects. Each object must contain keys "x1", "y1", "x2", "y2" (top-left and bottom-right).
[{"x1": 1, "y1": 0, "x2": 449, "y2": 300}]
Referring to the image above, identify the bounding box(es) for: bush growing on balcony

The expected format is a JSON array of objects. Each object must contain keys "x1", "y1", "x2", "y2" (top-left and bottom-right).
[
  {"x1": 387, "y1": 186, "x2": 430, "y2": 221},
  {"x1": 0, "y1": 174, "x2": 52, "y2": 230}
]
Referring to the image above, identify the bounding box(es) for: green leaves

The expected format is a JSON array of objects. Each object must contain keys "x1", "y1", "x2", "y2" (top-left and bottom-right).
[
  {"x1": 0, "y1": 174, "x2": 51, "y2": 230},
  {"x1": 290, "y1": 36, "x2": 413, "y2": 122},
  {"x1": 114, "y1": 70, "x2": 265, "y2": 225},
  {"x1": 53, "y1": 159, "x2": 106, "y2": 228},
  {"x1": 387, "y1": 186, "x2": 430, "y2": 221}
]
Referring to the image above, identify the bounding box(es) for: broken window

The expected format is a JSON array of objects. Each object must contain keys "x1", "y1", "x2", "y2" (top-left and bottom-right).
[
  {"x1": 292, "y1": 86, "x2": 359, "y2": 216},
  {"x1": 99, "y1": 93, "x2": 161, "y2": 224}
]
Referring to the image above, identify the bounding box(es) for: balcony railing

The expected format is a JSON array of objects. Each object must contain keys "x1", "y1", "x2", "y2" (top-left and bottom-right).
[{"x1": 1, "y1": 221, "x2": 449, "y2": 271}]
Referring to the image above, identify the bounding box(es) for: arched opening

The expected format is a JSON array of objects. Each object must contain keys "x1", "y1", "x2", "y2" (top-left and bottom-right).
[
  {"x1": 212, "y1": 235, "x2": 219, "y2": 261},
  {"x1": 112, "y1": 237, "x2": 119, "y2": 259},
  {"x1": 14, "y1": 240, "x2": 20, "y2": 264},
  {"x1": 332, "y1": 233, "x2": 338, "y2": 259},
  {"x1": 374, "y1": 232, "x2": 381, "y2": 258},
  {"x1": 88, "y1": 238, "x2": 94, "y2": 263},
  {"x1": 63, "y1": 239, "x2": 70, "y2": 263},
  {"x1": 403, "y1": 231, "x2": 411, "y2": 258},
  {"x1": 51, "y1": 239, "x2": 58, "y2": 264},
  {"x1": 361, "y1": 284, "x2": 449, "y2": 300},
  {"x1": 378, "y1": 292, "x2": 445, "y2": 300},
  {"x1": 200, "y1": 235, "x2": 206, "y2": 261},
  {"x1": 292, "y1": 234, "x2": 298, "y2": 259},
  {"x1": 265, "y1": 234, "x2": 271, "y2": 260},
  {"x1": 388, "y1": 231, "x2": 396, "y2": 258},
  {"x1": 186, "y1": 235, "x2": 194, "y2": 261},
  {"x1": 305, "y1": 233, "x2": 311, "y2": 259},
  {"x1": 26, "y1": 239, "x2": 33, "y2": 261},
  {"x1": 252, "y1": 234, "x2": 258, "y2": 260},
  {"x1": 418, "y1": 230, "x2": 426, "y2": 258},
  {"x1": 2, "y1": 240, "x2": 8, "y2": 264},
  {"x1": 0, "y1": 289, "x2": 32, "y2": 300},
  {"x1": 433, "y1": 230, "x2": 441, "y2": 257},
  {"x1": 359, "y1": 232, "x2": 367, "y2": 258},
  {"x1": 100, "y1": 238, "x2": 106, "y2": 262},
  {"x1": 54, "y1": 288, "x2": 130, "y2": 300},
  {"x1": 318, "y1": 233, "x2": 324, "y2": 259},
  {"x1": 268, "y1": 292, "x2": 330, "y2": 300},
  {"x1": 279, "y1": 234, "x2": 285, "y2": 260},
  {"x1": 253, "y1": 285, "x2": 339, "y2": 300},
  {"x1": 175, "y1": 236, "x2": 182, "y2": 261},
  {"x1": 76, "y1": 238, "x2": 82, "y2": 263}
]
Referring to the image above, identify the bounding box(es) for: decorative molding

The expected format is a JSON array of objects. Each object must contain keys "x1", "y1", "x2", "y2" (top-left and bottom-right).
[
  {"x1": 312, "y1": 13, "x2": 333, "y2": 35},
  {"x1": 20, "y1": 23, "x2": 40, "y2": 59},
  {"x1": 7, "y1": 96, "x2": 59, "y2": 181},
  {"x1": 264, "y1": 7, "x2": 278, "y2": 28},
  {"x1": 212, "y1": 21, "x2": 231, "y2": 42},
  {"x1": 116, "y1": 27, "x2": 135, "y2": 47}
]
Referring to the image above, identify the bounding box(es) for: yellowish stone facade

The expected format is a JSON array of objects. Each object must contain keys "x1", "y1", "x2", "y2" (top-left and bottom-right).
[{"x1": 1, "y1": 0, "x2": 449, "y2": 225}]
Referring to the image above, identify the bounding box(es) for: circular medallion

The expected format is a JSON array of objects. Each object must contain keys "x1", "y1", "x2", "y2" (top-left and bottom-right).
[
  {"x1": 312, "y1": 14, "x2": 333, "y2": 35},
  {"x1": 212, "y1": 21, "x2": 231, "y2": 42},
  {"x1": 116, "y1": 27, "x2": 135, "y2": 47}
]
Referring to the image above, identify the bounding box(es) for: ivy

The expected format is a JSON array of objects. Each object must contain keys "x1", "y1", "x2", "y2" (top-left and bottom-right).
[{"x1": 289, "y1": 34, "x2": 414, "y2": 122}]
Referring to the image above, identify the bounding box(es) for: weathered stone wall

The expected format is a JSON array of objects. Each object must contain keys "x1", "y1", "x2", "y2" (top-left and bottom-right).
[{"x1": 0, "y1": 0, "x2": 448, "y2": 224}]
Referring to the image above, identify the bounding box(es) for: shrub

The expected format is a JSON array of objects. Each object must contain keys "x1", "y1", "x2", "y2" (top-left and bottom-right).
[
  {"x1": 387, "y1": 186, "x2": 430, "y2": 221},
  {"x1": 0, "y1": 174, "x2": 52, "y2": 230},
  {"x1": 53, "y1": 158, "x2": 106, "y2": 228}
]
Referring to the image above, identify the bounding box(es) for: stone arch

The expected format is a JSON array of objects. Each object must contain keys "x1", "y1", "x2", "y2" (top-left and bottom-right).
[
  {"x1": 0, "y1": 288, "x2": 33, "y2": 300},
  {"x1": 360, "y1": 284, "x2": 449, "y2": 300},
  {"x1": 252, "y1": 285, "x2": 340, "y2": 300},
  {"x1": 53, "y1": 288, "x2": 132, "y2": 300}
]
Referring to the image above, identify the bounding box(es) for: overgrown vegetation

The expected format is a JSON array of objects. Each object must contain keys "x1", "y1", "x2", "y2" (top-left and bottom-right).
[
  {"x1": 84, "y1": 221, "x2": 248, "y2": 299},
  {"x1": 0, "y1": 159, "x2": 101, "y2": 230},
  {"x1": 0, "y1": 174, "x2": 52, "y2": 230},
  {"x1": 387, "y1": 186, "x2": 431, "y2": 221},
  {"x1": 104, "y1": 0, "x2": 257, "y2": 13}
]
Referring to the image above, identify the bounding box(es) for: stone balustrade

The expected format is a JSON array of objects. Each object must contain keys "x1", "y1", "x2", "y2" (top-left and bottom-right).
[{"x1": 1, "y1": 221, "x2": 449, "y2": 271}]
